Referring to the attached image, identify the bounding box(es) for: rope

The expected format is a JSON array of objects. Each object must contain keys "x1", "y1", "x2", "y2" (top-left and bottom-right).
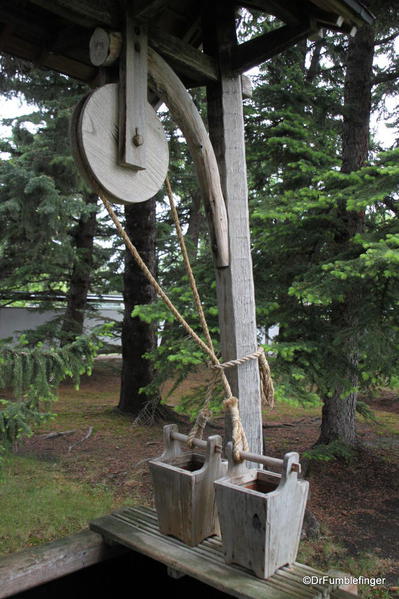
[
  {"x1": 165, "y1": 178, "x2": 214, "y2": 353},
  {"x1": 186, "y1": 369, "x2": 218, "y2": 448},
  {"x1": 100, "y1": 179, "x2": 274, "y2": 461},
  {"x1": 223, "y1": 397, "x2": 250, "y2": 461},
  {"x1": 101, "y1": 195, "x2": 219, "y2": 365},
  {"x1": 212, "y1": 347, "x2": 275, "y2": 408}
]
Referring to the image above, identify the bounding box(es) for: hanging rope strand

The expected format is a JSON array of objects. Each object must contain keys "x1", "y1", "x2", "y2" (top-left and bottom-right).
[
  {"x1": 100, "y1": 180, "x2": 274, "y2": 461},
  {"x1": 100, "y1": 193, "x2": 232, "y2": 393},
  {"x1": 165, "y1": 177, "x2": 232, "y2": 400},
  {"x1": 165, "y1": 177, "x2": 213, "y2": 351}
]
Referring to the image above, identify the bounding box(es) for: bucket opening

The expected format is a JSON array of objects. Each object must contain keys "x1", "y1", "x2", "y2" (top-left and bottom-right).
[
  {"x1": 241, "y1": 474, "x2": 279, "y2": 494},
  {"x1": 168, "y1": 453, "x2": 205, "y2": 472}
]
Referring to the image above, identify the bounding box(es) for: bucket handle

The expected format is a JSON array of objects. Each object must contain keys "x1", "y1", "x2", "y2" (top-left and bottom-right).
[
  {"x1": 161, "y1": 424, "x2": 223, "y2": 461},
  {"x1": 225, "y1": 441, "x2": 301, "y2": 480}
]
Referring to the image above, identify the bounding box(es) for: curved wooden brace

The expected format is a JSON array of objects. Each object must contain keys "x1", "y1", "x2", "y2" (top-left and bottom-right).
[{"x1": 147, "y1": 47, "x2": 229, "y2": 268}]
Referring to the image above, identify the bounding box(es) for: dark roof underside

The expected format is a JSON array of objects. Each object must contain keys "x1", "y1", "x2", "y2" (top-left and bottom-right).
[{"x1": 0, "y1": 0, "x2": 374, "y2": 86}]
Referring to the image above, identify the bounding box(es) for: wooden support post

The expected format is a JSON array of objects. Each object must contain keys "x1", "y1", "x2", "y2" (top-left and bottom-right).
[
  {"x1": 119, "y1": 11, "x2": 147, "y2": 170},
  {"x1": 203, "y1": 5, "x2": 263, "y2": 456}
]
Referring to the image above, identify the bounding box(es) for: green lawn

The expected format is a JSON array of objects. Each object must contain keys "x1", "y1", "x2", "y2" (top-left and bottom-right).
[{"x1": 0, "y1": 455, "x2": 116, "y2": 555}]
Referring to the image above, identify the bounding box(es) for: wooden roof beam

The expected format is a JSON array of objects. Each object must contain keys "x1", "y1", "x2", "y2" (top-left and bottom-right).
[
  {"x1": 149, "y1": 27, "x2": 218, "y2": 83},
  {"x1": 132, "y1": 0, "x2": 169, "y2": 21},
  {"x1": 29, "y1": 0, "x2": 120, "y2": 29},
  {"x1": 240, "y1": 0, "x2": 374, "y2": 28},
  {"x1": 231, "y1": 21, "x2": 313, "y2": 73},
  {"x1": 240, "y1": 0, "x2": 305, "y2": 26},
  {"x1": 90, "y1": 25, "x2": 219, "y2": 85}
]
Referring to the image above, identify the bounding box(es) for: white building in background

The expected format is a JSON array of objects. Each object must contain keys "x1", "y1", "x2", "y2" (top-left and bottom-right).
[{"x1": 0, "y1": 295, "x2": 123, "y2": 345}]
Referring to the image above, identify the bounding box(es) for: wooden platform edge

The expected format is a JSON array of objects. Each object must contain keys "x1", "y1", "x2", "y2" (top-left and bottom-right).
[
  {"x1": 90, "y1": 506, "x2": 359, "y2": 599},
  {"x1": 0, "y1": 528, "x2": 128, "y2": 599}
]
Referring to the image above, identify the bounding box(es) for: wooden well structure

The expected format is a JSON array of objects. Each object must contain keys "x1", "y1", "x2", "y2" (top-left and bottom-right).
[
  {"x1": 0, "y1": 0, "x2": 373, "y2": 456},
  {"x1": 0, "y1": 1, "x2": 374, "y2": 596}
]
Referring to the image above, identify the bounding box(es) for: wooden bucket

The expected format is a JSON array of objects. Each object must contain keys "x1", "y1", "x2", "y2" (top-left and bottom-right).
[
  {"x1": 149, "y1": 424, "x2": 228, "y2": 547},
  {"x1": 214, "y1": 443, "x2": 309, "y2": 578}
]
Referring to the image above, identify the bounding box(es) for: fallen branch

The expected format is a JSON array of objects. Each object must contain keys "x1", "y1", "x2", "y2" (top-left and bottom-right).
[
  {"x1": 133, "y1": 457, "x2": 152, "y2": 469},
  {"x1": 40, "y1": 430, "x2": 76, "y2": 440},
  {"x1": 68, "y1": 426, "x2": 93, "y2": 453},
  {"x1": 263, "y1": 423, "x2": 295, "y2": 429}
]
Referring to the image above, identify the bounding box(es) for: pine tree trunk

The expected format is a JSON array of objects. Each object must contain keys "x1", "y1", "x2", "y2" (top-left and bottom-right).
[
  {"x1": 185, "y1": 189, "x2": 202, "y2": 259},
  {"x1": 318, "y1": 24, "x2": 374, "y2": 446},
  {"x1": 118, "y1": 198, "x2": 157, "y2": 414},
  {"x1": 61, "y1": 193, "x2": 97, "y2": 344}
]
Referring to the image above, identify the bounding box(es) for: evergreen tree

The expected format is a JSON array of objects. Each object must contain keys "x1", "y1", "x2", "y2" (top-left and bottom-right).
[
  {"x1": 0, "y1": 57, "x2": 165, "y2": 420},
  {"x1": 0, "y1": 332, "x2": 103, "y2": 462},
  {"x1": 246, "y1": 8, "x2": 399, "y2": 448},
  {"x1": 0, "y1": 59, "x2": 104, "y2": 342},
  {"x1": 129, "y1": 105, "x2": 221, "y2": 420}
]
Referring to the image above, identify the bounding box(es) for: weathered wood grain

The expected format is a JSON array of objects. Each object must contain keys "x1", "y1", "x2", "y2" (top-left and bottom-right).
[
  {"x1": 0, "y1": 529, "x2": 127, "y2": 599},
  {"x1": 90, "y1": 505, "x2": 347, "y2": 598},
  {"x1": 75, "y1": 82, "x2": 169, "y2": 203},
  {"x1": 118, "y1": 15, "x2": 147, "y2": 170},
  {"x1": 147, "y1": 47, "x2": 229, "y2": 267},
  {"x1": 148, "y1": 425, "x2": 228, "y2": 546},
  {"x1": 203, "y1": 5, "x2": 263, "y2": 454},
  {"x1": 214, "y1": 445, "x2": 309, "y2": 579},
  {"x1": 148, "y1": 26, "x2": 218, "y2": 84},
  {"x1": 89, "y1": 27, "x2": 122, "y2": 66}
]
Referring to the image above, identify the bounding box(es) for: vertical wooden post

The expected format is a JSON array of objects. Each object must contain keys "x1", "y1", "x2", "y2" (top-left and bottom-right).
[
  {"x1": 119, "y1": 11, "x2": 147, "y2": 170},
  {"x1": 203, "y1": 5, "x2": 263, "y2": 456}
]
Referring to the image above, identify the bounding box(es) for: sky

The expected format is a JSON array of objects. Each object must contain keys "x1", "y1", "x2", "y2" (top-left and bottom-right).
[
  {"x1": 0, "y1": 72, "x2": 397, "y2": 149},
  {"x1": 0, "y1": 96, "x2": 32, "y2": 129},
  {"x1": 0, "y1": 96, "x2": 39, "y2": 157}
]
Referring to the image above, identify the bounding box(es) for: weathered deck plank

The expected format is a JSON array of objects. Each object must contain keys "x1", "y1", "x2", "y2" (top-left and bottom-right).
[
  {"x1": 90, "y1": 506, "x2": 356, "y2": 599},
  {"x1": 0, "y1": 529, "x2": 128, "y2": 599}
]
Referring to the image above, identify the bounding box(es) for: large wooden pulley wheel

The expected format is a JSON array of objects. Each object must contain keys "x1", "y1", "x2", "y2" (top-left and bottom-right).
[
  {"x1": 71, "y1": 47, "x2": 229, "y2": 266},
  {"x1": 71, "y1": 82, "x2": 169, "y2": 204}
]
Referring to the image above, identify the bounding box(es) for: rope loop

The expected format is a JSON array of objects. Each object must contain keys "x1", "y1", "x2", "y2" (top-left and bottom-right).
[{"x1": 211, "y1": 346, "x2": 275, "y2": 409}]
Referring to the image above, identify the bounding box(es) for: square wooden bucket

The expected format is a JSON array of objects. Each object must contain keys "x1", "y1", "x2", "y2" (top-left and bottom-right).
[
  {"x1": 214, "y1": 443, "x2": 309, "y2": 578},
  {"x1": 149, "y1": 424, "x2": 228, "y2": 546}
]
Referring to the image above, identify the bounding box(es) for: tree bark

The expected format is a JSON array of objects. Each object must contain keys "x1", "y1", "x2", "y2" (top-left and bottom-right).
[
  {"x1": 61, "y1": 193, "x2": 97, "y2": 344},
  {"x1": 118, "y1": 198, "x2": 157, "y2": 414},
  {"x1": 318, "y1": 24, "x2": 374, "y2": 446},
  {"x1": 185, "y1": 189, "x2": 202, "y2": 260}
]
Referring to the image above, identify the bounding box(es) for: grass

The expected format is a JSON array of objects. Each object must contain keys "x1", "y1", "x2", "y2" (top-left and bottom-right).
[
  {"x1": 298, "y1": 536, "x2": 396, "y2": 599},
  {"x1": 297, "y1": 531, "x2": 396, "y2": 599},
  {"x1": 0, "y1": 455, "x2": 117, "y2": 555},
  {"x1": 1, "y1": 361, "x2": 398, "y2": 597}
]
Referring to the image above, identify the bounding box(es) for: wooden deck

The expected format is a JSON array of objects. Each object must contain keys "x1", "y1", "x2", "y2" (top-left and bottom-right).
[
  {"x1": 0, "y1": 530, "x2": 128, "y2": 598},
  {"x1": 90, "y1": 506, "x2": 355, "y2": 599}
]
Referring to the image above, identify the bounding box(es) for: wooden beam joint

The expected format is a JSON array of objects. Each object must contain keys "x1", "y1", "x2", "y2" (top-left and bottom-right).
[{"x1": 89, "y1": 26, "x2": 219, "y2": 86}]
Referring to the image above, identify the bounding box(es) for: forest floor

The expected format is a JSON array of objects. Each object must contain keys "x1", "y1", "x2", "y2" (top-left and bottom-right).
[{"x1": 3, "y1": 356, "x2": 399, "y2": 598}]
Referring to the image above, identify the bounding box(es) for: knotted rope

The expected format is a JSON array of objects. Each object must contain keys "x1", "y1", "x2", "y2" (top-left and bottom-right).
[
  {"x1": 211, "y1": 347, "x2": 275, "y2": 409},
  {"x1": 101, "y1": 177, "x2": 275, "y2": 462},
  {"x1": 166, "y1": 179, "x2": 256, "y2": 459}
]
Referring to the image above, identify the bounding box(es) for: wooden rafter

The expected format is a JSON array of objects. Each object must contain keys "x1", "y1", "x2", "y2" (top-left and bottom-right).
[
  {"x1": 231, "y1": 21, "x2": 312, "y2": 73},
  {"x1": 149, "y1": 27, "x2": 218, "y2": 83},
  {"x1": 29, "y1": 0, "x2": 119, "y2": 28}
]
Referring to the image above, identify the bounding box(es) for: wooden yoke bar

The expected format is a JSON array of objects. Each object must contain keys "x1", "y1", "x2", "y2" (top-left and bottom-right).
[
  {"x1": 170, "y1": 430, "x2": 222, "y2": 452},
  {"x1": 170, "y1": 431, "x2": 300, "y2": 472}
]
